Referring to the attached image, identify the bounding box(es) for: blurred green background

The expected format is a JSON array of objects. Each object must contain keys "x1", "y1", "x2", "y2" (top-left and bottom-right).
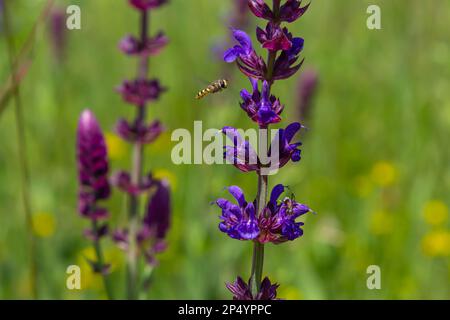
[{"x1": 0, "y1": 0, "x2": 449, "y2": 299}]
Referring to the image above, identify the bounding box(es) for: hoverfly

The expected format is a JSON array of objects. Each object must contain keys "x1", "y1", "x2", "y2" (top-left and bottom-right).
[{"x1": 195, "y1": 79, "x2": 228, "y2": 99}]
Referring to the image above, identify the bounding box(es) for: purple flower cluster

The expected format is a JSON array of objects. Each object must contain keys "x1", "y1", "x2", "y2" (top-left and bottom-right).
[
  {"x1": 115, "y1": 1, "x2": 168, "y2": 145},
  {"x1": 297, "y1": 68, "x2": 319, "y2": 120},
  {"x1": 111, "y1": 0, "x2": 171, "y2": 268},
  {"x1": 217, "y1": 0, "x2": 313, "y2": 300},
  {"x1": 77, "y1": 110, "x2": 111, "y2": 224},
  {"x1": 113, "y1": 180, "x2": 171, "y2": 265},
  {"x1": 75, "y1": 0, "x2": 171, "y2": 298},
  {"x1": 217, "y1": 184, "x2": 311, "y2": 243},
  {"x1": 222, "y1": 122, "x2": 302, "y2": 173}
]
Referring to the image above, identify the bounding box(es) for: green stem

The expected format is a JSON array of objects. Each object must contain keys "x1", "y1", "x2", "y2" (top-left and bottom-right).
[
  {"x1": 2, "y1": 1, "x2": 38, "y2": 299},
  {"x1": 92, "y1": 220, "x2": 114, "y2": 300},
  {"x1": 126, "y1": 9, "x2": 149, "y2": 300},
  {"x1": 249, "y1": 170, "x2": 268, "y2": 296},
  {"x1": 248, "y1": 0, "x2": 281, "y2": 294}
]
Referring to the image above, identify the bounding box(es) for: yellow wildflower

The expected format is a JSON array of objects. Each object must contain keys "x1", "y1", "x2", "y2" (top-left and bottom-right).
[
  {"x1": 278, "y1": 286, "x2": 303, "y2": 300},
  {"x1": 370, "y1": 210, "x2": 394, "y2": 235},
  {"x1": 105, "y1": 132, "x2": 127, "y2": 160},
  {"x1": 421, "y1": 230, "x2": 450, "y2": 257},
  {"x1": 370, "y1": 161, "x2": 398, "y2": 187},
  {"x1": 32, "y1": 212, "x2": 56, "y2": 238},
  {"x1": 423, "y1": 200, "x2": 448, "y2": 226}
]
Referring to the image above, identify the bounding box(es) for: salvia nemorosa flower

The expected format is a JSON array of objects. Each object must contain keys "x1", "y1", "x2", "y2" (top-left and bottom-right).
[
  {"x1": 77, "y1": 109, "x2": 111, "y2": 222},
  {"x1": 220, "y1": 0, "x2": 312, "y2": 299},
  {"x1": 216, "y1": 184, "x2": 311, "y2": 243},
  {"x1": 249, "y1": 0, "x2": 310, "y2": 23},
  {"x1": 224, "y1": 28, "x2": 304, "y2": 81},
  {"x1": 113, "y1": 180, "x2": 171, "y2": 265},
  {"x1": 224, "y1": 29, "x2": 267, "y2": 80},
  {"x1": 222, "y1": 122, "x2": 302, "y2": 173},
  {"x1": 297, "y1": 68, "x2": 318, "y2": 120},
  {"x1": 129, "y1": 0, "x2": 168, "y2": 11},
  {"x1": 116, "y1": 118, "x2": 164, "y2": 144},
  {"x1": 226, "y1": 276, "x2": 279, "y2": 300},
  {"x1": 119, "y1": 32, "x2": 168, "y2": 57},
  {"x1": 216, "y1": 186, "x2": 259, "y2": 240},
  {"x1": 231, "y1": 0, "x2": 250, "y2": 30},
  {"x1": 240, "y1": 78, "x2": 284, "y2": 126},
  {"x1": 117, "y1": 79, "x2": 166, "y2": 106}
]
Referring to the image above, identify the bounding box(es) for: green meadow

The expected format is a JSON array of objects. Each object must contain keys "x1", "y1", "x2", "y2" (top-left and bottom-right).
[{"x1": 0, "y1": 0, "x2": 449, "y2": 299}]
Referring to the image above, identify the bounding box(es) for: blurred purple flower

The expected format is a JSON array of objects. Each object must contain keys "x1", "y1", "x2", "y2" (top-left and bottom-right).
[
  {"x1": 76, "y1": 109, "x2": 111, "y2": 221},
  {"x1": 113, "y1": 179, "x2": 171, "y2": 265},
  {"x1": 129, "y1": 0, "x2": 168, "y2": 11},
  {"x1": 226, "y1": 276, "x2": 279, "y2": 300},
  {"x1": 144, "y1": 179, "x2": 171, "y2": 240},
  {"x1": 110, "y1": 171, "x2": 154, "y2": 196},
  {"x1": 230, "y1": 0, "x2": 250, "y2": 29},
  {"x1": 116, "y1": 118, "x2": 164, "y2": 144},
  {"x1": 119, "y1": 32, "x2": 168, "y2": 56},
  {"x1": 116, "y1": 79, "x2": 166, "y2": 106},
  {"x1": 240, "y1": 78, "x2": 284, "y2": 126},
  {"x1": 48, "y1": 8, "x2": 66, "y2": 62},
  {"x1": 297, "y1": 68, "x2": 318, "y2": 120},
  {"x1": 216, "y1": 186, "x2": 259, "y2": 240}
]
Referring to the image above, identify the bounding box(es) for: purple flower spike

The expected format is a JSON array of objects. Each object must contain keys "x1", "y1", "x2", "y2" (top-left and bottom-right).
[
  {"x1": 119, "y1": 31, "x2": 168, "y2": 57},
  {"x1": 48, "y1": 8, "x2": 66, "y2": 62},
  {"x1": 117, "y1": 79, "x2": 166, "y2": 106},
  {"x1": 279, "y1": 0, "x2": 310, "y2": 23},
  {"x1": 144, "y1": 179, "x2": 171, "y2": 239},
  {"x1": 256, "y1": 23, "x2": 292, "y2": 52},
  {"x1": 224, "y1": 29, "x2": 267, "y2": 80},
  {"x1": 226, "y1": 276, "x2": 279, "y2": 300},
  {"x1": 76, "y1": 109, "x2": 111, "y2": 221},
  {"x1": 129, "y1": 0, "x2": 168, "y2": 11},
  {"x1": 248, "y1": 0, "x2": 274, "y2": 21},
  {"x1": 240, "y1": 78, "x2": 284, "y2": 126},
  {"x1": 116, "y1": 118, "x2": 164, "y2": 144},
  {"x1": 216, "y1": 186, "x2": 259, "y2": 240},
  {"x1": 298, "y1": 68, "x2": 319, "y2": 120}
]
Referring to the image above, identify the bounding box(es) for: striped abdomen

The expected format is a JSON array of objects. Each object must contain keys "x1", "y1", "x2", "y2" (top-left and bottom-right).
[{"x1": 196, "y1": 79, "x2": 228, "y2": 99}]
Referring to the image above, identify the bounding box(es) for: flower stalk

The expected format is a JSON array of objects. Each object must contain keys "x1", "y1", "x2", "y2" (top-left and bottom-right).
[
  {"x1": 219, "y1": 0, "x2": 313, "y2": 300},
  {"x1": 2, "y1": 1, "x2": 38, "y2": 299},
  {"x1": 114, "y1": 0, "x2": 171, "y2": 300}
]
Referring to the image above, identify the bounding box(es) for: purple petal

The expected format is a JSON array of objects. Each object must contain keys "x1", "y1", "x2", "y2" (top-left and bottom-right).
[
  {"x1": 270, "y1": 184, "x2": 285, "y2": 204},
  {"x1": 228, "y1": 186, "x2": 246, "y2": 208}
]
